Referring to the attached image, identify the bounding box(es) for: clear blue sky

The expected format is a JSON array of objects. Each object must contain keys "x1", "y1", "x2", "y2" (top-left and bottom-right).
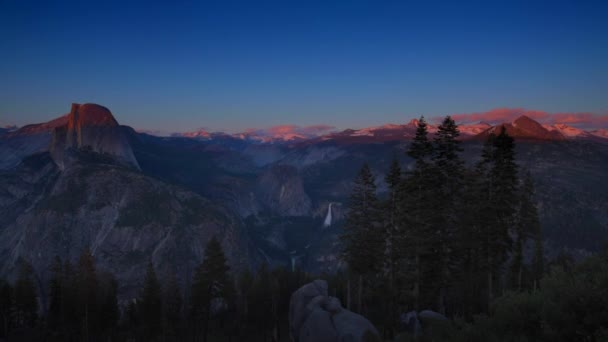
[{"x1": 1, "y1": 0, "x2": 607, "y2": 133}]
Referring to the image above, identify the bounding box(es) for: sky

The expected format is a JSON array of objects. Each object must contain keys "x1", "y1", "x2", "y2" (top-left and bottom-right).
[{"x1": 1, "y1": 0, "x2": 607, "y2": 133}]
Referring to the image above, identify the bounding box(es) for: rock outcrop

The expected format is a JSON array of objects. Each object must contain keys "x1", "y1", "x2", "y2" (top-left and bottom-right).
[
  {"x1": 400, "y1": 310, "x2": 448, "y2": 336},
  {"x1": 256, "y1": 164, "x2": 311, "y2": 216},
  {"x1": 50, "y1": 103, "x2": 139, "y2": 170},
  {"x1": 289, "y1": 280, "x2": 380, "y2": 342}
]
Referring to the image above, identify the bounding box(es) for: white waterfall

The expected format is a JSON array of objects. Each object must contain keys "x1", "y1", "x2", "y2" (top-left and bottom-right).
[{"x1": 323, "y1": 203, "x2": 333, "y2": 227}]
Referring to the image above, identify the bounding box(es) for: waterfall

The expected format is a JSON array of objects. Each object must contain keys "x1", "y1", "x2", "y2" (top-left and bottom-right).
[{"x1": 324, "y1": 203, "x2": 333, "y2": 227}]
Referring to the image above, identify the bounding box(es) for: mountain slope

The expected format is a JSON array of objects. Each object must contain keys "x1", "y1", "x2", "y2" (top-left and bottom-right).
[
  {"x1": 474, "y1": 115, "x2": 566, "y2": 141},
  {"x1": 0, "y1": 153, "x2": 251, "y2": 299}
]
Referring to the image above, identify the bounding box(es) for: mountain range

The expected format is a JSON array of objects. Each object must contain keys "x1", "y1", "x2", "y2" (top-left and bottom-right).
[
  {"x1": 173, "y1": 116, "x2": 608, "y2": 144},
  {"x1": 1, "y1": 103, "x2": 607, "y2": 301}
]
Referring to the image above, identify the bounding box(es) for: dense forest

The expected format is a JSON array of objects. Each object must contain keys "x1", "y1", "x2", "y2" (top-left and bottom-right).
[{"x1": 1, "y1": 117, "x2": 607, "y2": 342}]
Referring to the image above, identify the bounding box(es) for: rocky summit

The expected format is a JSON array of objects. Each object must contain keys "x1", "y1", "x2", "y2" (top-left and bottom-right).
[{"x1": 50, "y1": 103, "x2": 139, "y2": 170}]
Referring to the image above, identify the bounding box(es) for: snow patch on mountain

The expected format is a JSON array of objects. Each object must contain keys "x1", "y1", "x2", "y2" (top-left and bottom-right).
[{"x1": 543, "y1": 124, "x2": 588, "y2": 138}]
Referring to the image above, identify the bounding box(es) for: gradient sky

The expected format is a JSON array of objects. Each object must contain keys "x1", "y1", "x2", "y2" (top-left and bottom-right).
[{"x1": 1, "y1": 0, "x2": 607, "y2": 133}]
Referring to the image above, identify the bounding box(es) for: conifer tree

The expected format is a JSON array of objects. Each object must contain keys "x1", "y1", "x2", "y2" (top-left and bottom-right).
[
  {"x1": 98, "y1": 271, "x2": 119, "y2": 339},
  {"x1": 399, "y1": 116, "x2": 435, "y2": 311},
  {"x1": 0, "y1": 279, "x2": 12, "y2": 338},
  {"x1": 249, "y1": 262, "x2": 276, "y2": 341},
  {"x1": 140, "y1": 262, "x2": 162, "y2": 338},
  {"x1": 47, "y1": 256, "x2": 63, "y2": 334},
  {"x1": 77, "y1": 248, "x2": 98, "y2": 340},
  {"x1": 456, "y1": 168, "x2": 486, "y2": 316},
  {"x1": 383, "y1": 157, "x2": 401, "y2": 338},
  {"x1": 432, "y1": 115, "x2": 465, "y2": 314},
  {"x1": 476, "y1": 127, "x2": 519, "y2": 308},
  {"x1": 12, "y1": 260, "x2": 38, "y2": 329},
  {"x1": 341, "y1": 162, "x2": 383, "y2": 313},
  {"x1": 163, "y1": 271, "x2": 183, "y2": 340},
  {"x1": 191, "y1": 236, "x2": 234, "y2": 342},
  {"x1": 385, "y1": 157, "x2": 402, "y2": 272},
  {"x1": 61, "y1": 260, "x2": 79, "y2": 337},
  {"x1": 236, "y1": 269, "x2": 254, "y2": 332},
  {"x1": 510, "y1": 171, "x2": 543, "y2": 291}
]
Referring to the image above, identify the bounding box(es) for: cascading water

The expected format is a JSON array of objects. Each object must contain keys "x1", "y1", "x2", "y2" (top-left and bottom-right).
[{"x1": 324, "y1": 202, "x2": 333, "y2": 227}]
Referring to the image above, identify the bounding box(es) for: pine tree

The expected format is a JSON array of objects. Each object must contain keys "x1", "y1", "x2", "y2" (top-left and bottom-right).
[
  {"x1": 249, "y1": 263, "x2": 276, "y2": 341},
  {"x1": 341, "y1": 162, "x2": 383, "y2": 313},
  {"x1": 61, "y1": 260, "x2": 79, "y2": 338},
  {"x1": 140, "y1": 262, "x2": 163, "y2": 339},
  {"x1": 77, "y1": 248, "x2": 98, "y2": 341},
  {"x1": 510, "y1": 171, "x2": 543, "y2": 291},
  {"x1": 98, "y1": 271, "x2": 119, "y2": 339},
  {"x1": 431, "y1": 115, "x2": 465, "y2": 314},
  {"x1": 12, "y1": 260, "x2": 38, "y2": 329},
  {"x1": 236, "y1": 269, "x2": 254, "y2": 333},
  {"x1": 0, "y1": 279, "x2": 12, "y2": 338},
  {"x1": 399, "y1": 116, "x2": 436, "y2": 311},
  {"x1": 383, "y1": 157, "x2": 401, "y2": 338},
  {"x1": 456, "y1": 169, "x2": 486, "y2": 316},
  {"x1": 47, "y1": 256, "x2": 63, "y2": 334},
  {"x1": 163, "y1": 271, "x2": 183, "y2": 339},
  {"x1": 191, "y1": 236, "x2": 234, "y2": 342},
  {"x1": 476, "y1": 127, "x2": 519, "y2": 308},
  {"x1": 385, "y1": 157, "x2": 402, "y2": 272}
]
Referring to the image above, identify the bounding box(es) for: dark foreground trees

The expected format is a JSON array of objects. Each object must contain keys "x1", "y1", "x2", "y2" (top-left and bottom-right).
[
  {"x1": 416, "y1": 247, "x2": 608, "y2": 342},
  {"x1": 340, "y1": 116, "x2": 547, "y2": 335},
  {"x1": 0, "y1": 239, "x2": 312, "y2": 342}
]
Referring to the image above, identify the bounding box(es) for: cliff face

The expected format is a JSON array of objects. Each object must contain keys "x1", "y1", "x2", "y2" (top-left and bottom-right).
[
  {"x1": 50, "y1": 103, "x2": 139, "y2": 170},
  {"x1": 0, "y1": 154, "x2": 250, "y2": 300},
  {"x1": 256, "y1": 164, "x2": 312, "y2": 216}
]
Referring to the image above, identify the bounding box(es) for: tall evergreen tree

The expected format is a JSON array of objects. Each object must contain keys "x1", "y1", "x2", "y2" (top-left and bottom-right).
[
  {"x1": 399, "y1": 116, "x2": 436, "y2": 311},
  {"x1": 385, "y1": 157, "x2": 402, "y2": 267},
  {"x1": 431, "y1": 115, "x2": 465, "y2": 314},
  {"x1": 476, "y1": 127, "x2": 519, "y2": 308},
  {"x1": 510, "y1": 171, "x2": 543, "y2": 291},
  {"x1": 249, "y1": 262, "x2": 277, "y2": 341},
  {"x1": 191, "y1": 236, "x2": 234, "y2": 342},
  {"x1": 77, "y1": 248, "x2": 98, "y2": 341},
  {"x1": 140, "y1": 262, "x2": 163, "y2": 339},
  {"x1": 341, "y1": 162, "x2": 383, "y2": 313},
  {"x1": 0, "y1": 279, "x2": 12, "y2": 338},
  {"x1": 98, "y1": 271, "x2": 119, "y2": 339},
  {"x1": 236, "y1": 269, "x2": 254, "y2": 333},
  {"x1": 47, "y1": 256, "x2": 63, "y2": 334},
  {"x1": 163, "y1": 271, "x2": 183, "y2": 340},
  {"x1": 12, "y1": 260, "x2": 38, "y2": 329},
  {"x1": 383, "y1": 157, "x2": 401, "y2": 338},
  {"x1": 61, "y1": 260, "x2": 79, "y2": 338}
]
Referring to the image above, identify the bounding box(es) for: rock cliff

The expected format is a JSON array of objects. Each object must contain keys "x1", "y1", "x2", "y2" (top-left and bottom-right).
[{"x1": 50, "y1": 103, "x2": 139, "y2": 170}]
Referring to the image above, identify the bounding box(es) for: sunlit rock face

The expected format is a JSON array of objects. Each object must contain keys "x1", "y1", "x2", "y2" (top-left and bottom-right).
[
  {"x1": 474, "y1": 115, "x2": 566, "y2": 141},
  {"x1": 50, "y1": 103, "x2": 140, "y2": 170}
]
